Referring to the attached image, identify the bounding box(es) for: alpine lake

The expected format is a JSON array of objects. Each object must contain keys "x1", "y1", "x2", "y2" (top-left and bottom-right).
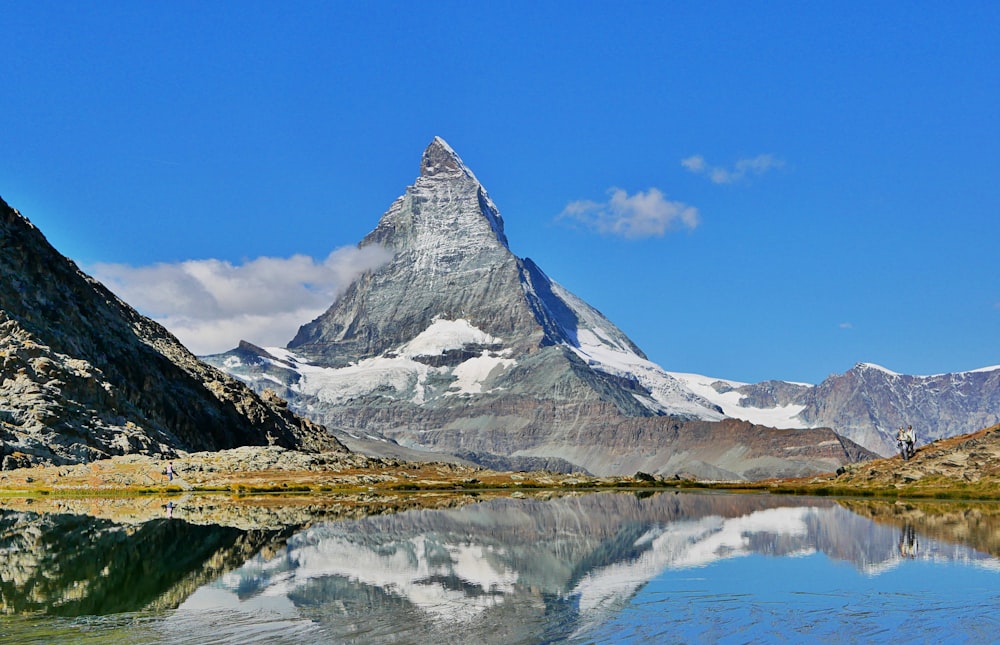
[{"x1": 1, "y1": 488, "x2": 998, "y2": 644}]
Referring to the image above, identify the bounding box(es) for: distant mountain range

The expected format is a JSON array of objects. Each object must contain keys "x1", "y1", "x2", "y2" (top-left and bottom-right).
[
  {"x1": 0, "y1": 196, "x2": 343, "y2": 468},
  {"x1": 670, "y1": 362, "x2": 1000, "y2": 455}
]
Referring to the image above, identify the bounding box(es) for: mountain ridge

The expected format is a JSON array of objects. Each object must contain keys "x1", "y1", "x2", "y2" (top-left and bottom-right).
[{"x1": 671, "y1": 361, "x2": 1000, "y2": 456}]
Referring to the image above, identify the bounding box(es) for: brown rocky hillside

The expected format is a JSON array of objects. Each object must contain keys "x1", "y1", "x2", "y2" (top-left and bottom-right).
[{"x1": 776, "y1": 423, "x2": 1000, "y2": 498}]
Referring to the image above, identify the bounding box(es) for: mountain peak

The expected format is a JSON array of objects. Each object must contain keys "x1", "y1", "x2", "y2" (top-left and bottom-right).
[
  {"x1": 420, "y1": 136, "x2": 473, "y2": 179},
  {"x1": 853, "y1": 362, "x2": 900, "y2": 377}
]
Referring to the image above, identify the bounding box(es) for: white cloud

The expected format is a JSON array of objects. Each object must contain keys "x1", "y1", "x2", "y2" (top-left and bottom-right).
[
  {"x1": 682, "y1": 154, "x2": 784, "y2": 184},
  {"x1": 839, "y1": 322, "x2": 854, "y2": 329},
  {"x1": 559, "y1": 188, "x2": 699, "y2": 239},
  {"x1": 91, "y1": 244, "x2": 394, "y2": 355}
]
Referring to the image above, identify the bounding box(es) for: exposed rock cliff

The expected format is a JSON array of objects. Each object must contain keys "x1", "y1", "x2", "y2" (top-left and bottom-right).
[{"x1": 0, "y1": 196, "x2": 344, "y2": 467}]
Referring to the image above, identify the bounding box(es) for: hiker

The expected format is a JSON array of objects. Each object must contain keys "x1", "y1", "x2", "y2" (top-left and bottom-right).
[
  {"x1": 896, "y1": 427, "x2": 914, "y2": 460},
  {"x1": 896, "y1": 426, "x2": 916, "y2": 460},
  {"x1": 905, "y1": 425, "x2": 916, "y2": 457},
  {"x1": 166, "y1": 461, "x2": 174, "y2": 482}
]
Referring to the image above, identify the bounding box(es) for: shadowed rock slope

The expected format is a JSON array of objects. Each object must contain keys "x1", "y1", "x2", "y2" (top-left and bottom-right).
[{"x1": 0, "y1": 196, "x2": 344, "y2": 467}]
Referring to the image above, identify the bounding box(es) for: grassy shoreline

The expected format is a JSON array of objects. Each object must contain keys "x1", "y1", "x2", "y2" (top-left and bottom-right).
[
  {"x1": 2, "y1": 423, "x2": 998, "y2": 502},
  {"x1": 2, "y1": 471, "x2": 998, "y2": 502}
]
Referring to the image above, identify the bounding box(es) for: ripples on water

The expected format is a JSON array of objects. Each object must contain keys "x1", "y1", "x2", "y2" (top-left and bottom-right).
[
  {"x1": 575, "y1": 556, "x2": 1000, "y2": 644},
  {"x1": 2, "y1": 492, "x2": 999, "y2": 644}
]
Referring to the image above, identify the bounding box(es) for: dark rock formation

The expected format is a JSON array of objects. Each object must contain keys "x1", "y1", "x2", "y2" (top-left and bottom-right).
[{"x1": 0, "y1": 196, "x2": 344, "y2": 467}]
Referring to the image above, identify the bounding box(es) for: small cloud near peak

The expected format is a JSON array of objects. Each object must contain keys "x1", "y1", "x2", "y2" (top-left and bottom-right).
[
  {"x1": 558, "y1": 187, "x2": 698, "y2": 239},
  {"x1": 682, "y1": 154, "x2": 784, "y2": 184}
]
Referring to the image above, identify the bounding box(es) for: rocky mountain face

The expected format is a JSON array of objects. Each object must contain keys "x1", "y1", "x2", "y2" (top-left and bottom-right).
[
  {"x1": 0, "y1": 196, "x2": 345, "y2": 468},
  {"x1": 692, "y1": 363, "x2": 1000, "y2": 456},
  {"x1": 798, "y1": 363, "x2": 1000, "y2": 455},
  {"x1": 206, "y1": 138, "x2": 874, "y2": 480}
]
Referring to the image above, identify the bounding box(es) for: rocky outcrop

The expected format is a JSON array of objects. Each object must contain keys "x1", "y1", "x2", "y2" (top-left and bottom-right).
[
  {"x1": 832, "y1": 422, "x2": 1000, "y2": 490},
  {"x1": 0, "y1": 196, "x2": 345, "y2": 467}
]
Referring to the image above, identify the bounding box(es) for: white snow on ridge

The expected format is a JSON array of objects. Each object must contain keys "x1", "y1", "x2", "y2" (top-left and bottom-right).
[
  {"x1": 667, "y1": 371, "x2": 809, "y2": 429},
  {"x1": 857, "y1": 362, "x2": 900, "y2": 376},
  {"x1": 856, "y1": 362, "x2": 1000, "y2": 378},
  {"x1": 566, "y1": 327, "x2": 726, "y2": 420}
]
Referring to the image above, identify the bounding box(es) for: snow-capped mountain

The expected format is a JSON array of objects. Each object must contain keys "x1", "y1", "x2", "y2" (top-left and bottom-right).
[
  {"x1": 206, "y1": 138, "x2": 872, "y2": 479},
  {"x1": 282, "y1": 137, "x2": 721, "y2": 419}
]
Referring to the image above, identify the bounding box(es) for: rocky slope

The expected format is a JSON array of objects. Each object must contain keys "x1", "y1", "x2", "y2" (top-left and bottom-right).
[
  {"x1": 206, "y1": 138, "x2": 874, "y2": 480},
  {"x1": 746, "y1": 422, "x2": 1000, "y2": 500},
  {"x1": 0, "y1": 196, "x2": 345, "y2": 468},
  {"x1": 830, "y1": 422, "x2": 1000, "y2": 493}
]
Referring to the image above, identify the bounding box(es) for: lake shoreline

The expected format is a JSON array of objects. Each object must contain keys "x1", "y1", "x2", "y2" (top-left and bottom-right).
[{"x1": 2, "y1": 423, "x2": 998, "y2": 502}]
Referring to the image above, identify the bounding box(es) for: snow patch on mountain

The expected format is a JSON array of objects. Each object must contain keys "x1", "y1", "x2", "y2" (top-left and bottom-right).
[
  {"x1": 967, "y1": 365, "x2": 1000, "y2": 374},
  {"x1": 667, "y1": 372, "x2": 809, "y2": 429},
  {"x1": 450, "y1": 352, "x2": 516, "y2": 395},
  {"x1": 536, "y1": 280, "x2": 725, "y2": 419},
  {"x1": 856, "y1": 362, "x2": 900, "y2": 376},
  {"x1": 568, "y1": 333, "x2": 723, "y2": 419},
  {"x1": 400, "y1": 317, "x2": 503, "y2": 357},
  {"x1": 230, "y1": 319, "x2": 517, "y2": 405},
  {"x1": 565, "y1": 327, "x2": 725, "y2": 419}
]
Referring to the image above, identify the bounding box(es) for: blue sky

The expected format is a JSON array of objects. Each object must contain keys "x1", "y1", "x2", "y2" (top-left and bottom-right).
[{"x1": 3, "y1": 2, "x2": 998, "y2": 384}]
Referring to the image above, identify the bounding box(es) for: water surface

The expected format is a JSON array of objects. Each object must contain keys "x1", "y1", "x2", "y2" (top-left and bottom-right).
[{"x1": 2, "y1": 491, "x2": 997, "y2": 643}]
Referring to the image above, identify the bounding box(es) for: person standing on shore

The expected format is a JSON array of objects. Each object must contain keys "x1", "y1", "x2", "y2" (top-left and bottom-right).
[{"x1": 166, "y1": 461, "x2": 174, "y2": 482}]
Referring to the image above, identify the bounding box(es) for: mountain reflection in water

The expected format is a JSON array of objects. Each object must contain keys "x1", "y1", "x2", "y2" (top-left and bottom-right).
[{"x1": 2, "y1": 491, "x2": 998, "y2": 644}]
